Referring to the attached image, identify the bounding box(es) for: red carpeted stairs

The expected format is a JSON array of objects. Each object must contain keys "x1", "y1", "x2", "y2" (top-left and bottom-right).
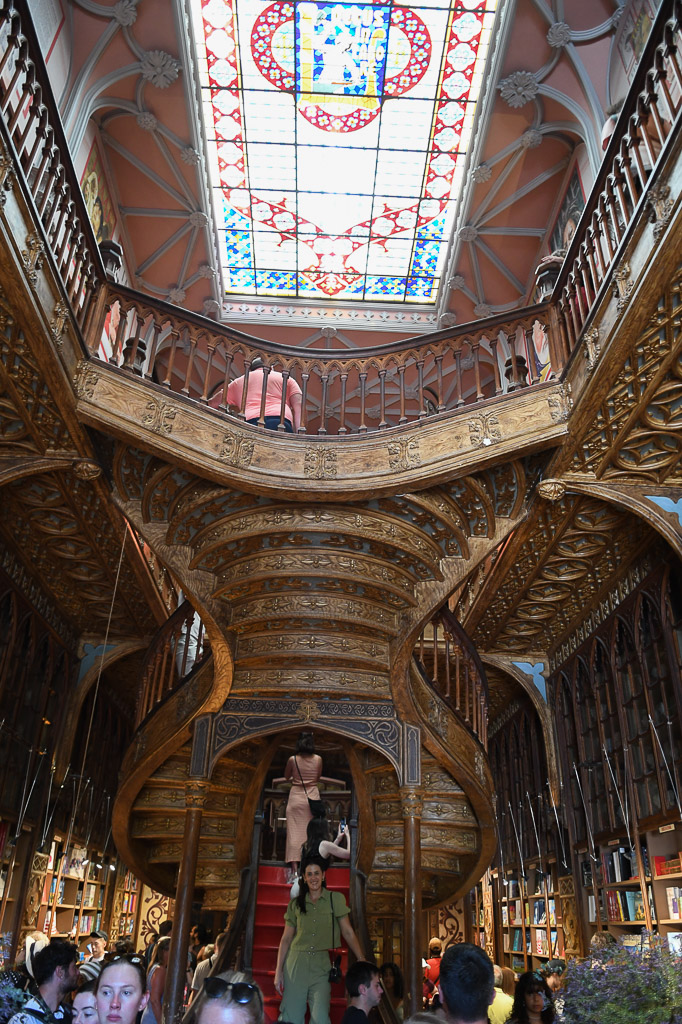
[{"x1": 253, "y1": 865, "x2": 351, "y2": 1024}]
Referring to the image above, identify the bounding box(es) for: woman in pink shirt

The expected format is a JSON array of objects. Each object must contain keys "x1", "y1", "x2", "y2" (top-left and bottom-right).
[{"x1": 214, "y1": 357, "x2": 302, "y2": 432}]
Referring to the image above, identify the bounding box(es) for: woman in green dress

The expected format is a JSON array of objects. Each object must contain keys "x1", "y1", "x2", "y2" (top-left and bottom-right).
[{"x1": 274, "y1": 861, "x2": 366, "y2": 1024}]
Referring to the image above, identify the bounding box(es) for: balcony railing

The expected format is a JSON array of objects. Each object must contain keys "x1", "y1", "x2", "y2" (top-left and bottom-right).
[
  {"x1": 92, "y1": 280, "x2": 550, "y2": 435},
  {"x1": 135, "y1": 601, "x2": 209, "y2": 729},
  {"x1": 414, "y1": 605, "x2": 489, "y2": 749},
  {"x1": 552, "y1": 2, "x2": 682, "y2": 350},
  {"x1": 1, "y1": 0, "x2": 680, "y2": 434},
  {"x1": 0, "y1": 0, "x2": 103, "y2": 328}
]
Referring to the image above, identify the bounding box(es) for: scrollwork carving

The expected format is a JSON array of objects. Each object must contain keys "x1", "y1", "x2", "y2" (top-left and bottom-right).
[
  {"x1": 387, "y1": 437, "x2": 422, "y2": 471},
  {"x1": 217, "y1": 431, "x2": 254, "y2": 467},
  {"x1": 142, "y1": 398, "x2": 177, "y2": 435},
  {"x1": 304, "y1": 447, "x2": 337, "y2": 478}
]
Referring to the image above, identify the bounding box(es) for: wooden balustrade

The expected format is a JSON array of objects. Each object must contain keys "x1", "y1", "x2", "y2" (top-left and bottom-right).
[
  {"x1": 0, "y1": 0, "x2": 102, "y2": 328},
  {"x1": 553, "y1": 3, "x2": 682, "y2": 349},
  {"x1": 135, "y1": 601, "x2": 209, "y2": 729},
  {"x1": 415, "y1": 606, "x2": 489, "y2": 750},
  {"x1": 95, "y1": 280, "x2": 551, "y2": 435}
]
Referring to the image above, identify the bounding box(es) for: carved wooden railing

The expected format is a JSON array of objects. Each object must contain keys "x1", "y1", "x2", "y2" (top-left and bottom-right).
[
  {"x1": 0, "y1": 0, "x2": 103, "y2": 327},
  {"x1": 552, "y1": 1, "x2": 682, "y2": 351},
  {"x1": 414, "y1": 606, "x2": 489, "y2": 749},
  {"x1": 91, "y1": 281, "x2": 550, "y2": 436},
  {"x1": 135, "y1": 601, "x2": 209, "y2": 728}
]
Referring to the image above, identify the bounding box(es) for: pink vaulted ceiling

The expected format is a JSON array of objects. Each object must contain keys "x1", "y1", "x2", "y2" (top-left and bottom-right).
[{"x1": 46, "y1": 0, "x2": 634, "y2": 338}]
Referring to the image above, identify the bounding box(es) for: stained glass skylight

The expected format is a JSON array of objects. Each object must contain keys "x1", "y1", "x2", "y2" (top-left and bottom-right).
[{"x1": 191, "y1": 0, "x2": 498, "y2": 303}]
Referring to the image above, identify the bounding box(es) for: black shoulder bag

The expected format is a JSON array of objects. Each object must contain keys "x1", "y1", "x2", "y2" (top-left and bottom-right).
[
  {"x1": 294, "y1": 755, "x2": 326, "y2": 818},
  {"x1": 328, "y1": 891, "x2": 343, "y2": 984}
]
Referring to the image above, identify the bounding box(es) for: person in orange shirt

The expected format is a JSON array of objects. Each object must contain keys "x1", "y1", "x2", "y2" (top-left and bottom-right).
[{"x1": 211, "y1": 357, "x2": 302, "y2": 432}]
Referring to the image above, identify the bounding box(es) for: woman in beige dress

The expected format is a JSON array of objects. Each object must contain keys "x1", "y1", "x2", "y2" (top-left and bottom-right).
[{"x1": 284, "y1": 732, "x2": 322, "y2": 880}]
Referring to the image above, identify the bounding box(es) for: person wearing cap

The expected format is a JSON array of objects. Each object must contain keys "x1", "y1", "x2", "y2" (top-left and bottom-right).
[
  {"x1": 423, "y1": 937, "x2": 442, "y2": 1007},
  {"x1": 88, "y1": 932, "x2": 108, "y2": 963},
  {"x1": 7, "y1": 939, "x2": 78, "y2": 1024}
]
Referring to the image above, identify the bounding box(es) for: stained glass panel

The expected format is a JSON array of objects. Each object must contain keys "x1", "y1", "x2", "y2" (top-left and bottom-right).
[{"x1": 192, "y1": 0, "x2": 498, "y2": 302}]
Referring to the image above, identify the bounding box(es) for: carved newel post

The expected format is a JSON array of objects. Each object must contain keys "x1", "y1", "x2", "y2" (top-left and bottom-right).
[
  {"x1": 163, "y1": 780, "x2": 209, "y2": 1024},
  {"x1": 401, "y1": 786, "x2": 423, "y2": 1017}
]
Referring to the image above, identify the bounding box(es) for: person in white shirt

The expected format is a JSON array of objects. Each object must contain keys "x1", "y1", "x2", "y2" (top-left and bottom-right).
[{"x1": 190, "y1": 932, "x2": 227, "y2": 1005}]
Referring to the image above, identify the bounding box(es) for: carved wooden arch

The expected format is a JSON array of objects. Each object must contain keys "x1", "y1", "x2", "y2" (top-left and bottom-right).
[
  {"x1": 539, "y1": 477, "x2": 682, "y2": 561},
  {"x1": 481, "y1": 654, "x2": 560, "y2": 801},
  {"x1": 191, "y1": 699, "x2": 420, "y2": 788},
  {"x1": 54, "y1": 638, "x2": 146, "y2": 780}
]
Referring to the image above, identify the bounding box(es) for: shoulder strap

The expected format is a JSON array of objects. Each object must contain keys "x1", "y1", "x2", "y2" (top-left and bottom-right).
[
  {"x1": 294, "y1": 756, "x2": 309, "y2": 796},
  {"x1": 330, "y1": 889, "x2": 336, "y2": 949}
]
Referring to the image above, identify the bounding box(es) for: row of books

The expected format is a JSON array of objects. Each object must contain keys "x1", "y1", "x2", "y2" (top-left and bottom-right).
[
  {"x1": 601, "y1": 846, "x2": 636, "y2": 883},
  {"x1": 122, "y1": 892, "x2": 137, "y2": 913},
  {"x1": 504, "y1": 928, "x2": 532, "y2": 953},
  {"x1": 532, "y1": 898, "x2": 557, "y2": 925},
  {"x1": 534, "y1": 929, "x2": 562, "y2": 956},
  {"x1": 606, "y1": 888, "x2": 645, "y2": 922},
  {"x1": 75, "y1": 883, "x2": 103, "y2": 909},
  {"x1": 665, "y1": 886, "x2": 682, "y2": 919},
  {"x1": 507, "y1": 899, "x2": 529, "y2": 926}
]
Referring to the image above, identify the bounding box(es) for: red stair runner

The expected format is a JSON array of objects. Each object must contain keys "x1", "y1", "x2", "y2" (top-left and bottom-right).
[{"x1": 252, "y1": 865, "x2": 351, "y2": 1024}]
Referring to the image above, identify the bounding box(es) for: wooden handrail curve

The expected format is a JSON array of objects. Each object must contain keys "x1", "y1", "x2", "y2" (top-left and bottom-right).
[
  {"x1": 135, "y1": 600, "x2": 209, "y2": 729},
  {"x1": 414, "y1": 605, "x2": 490, "y2": 750}
]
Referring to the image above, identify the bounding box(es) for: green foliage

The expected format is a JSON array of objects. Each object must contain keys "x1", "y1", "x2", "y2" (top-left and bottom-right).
[{"x1": 561, "y1": 938, "x2": 682, "y2": 1024}]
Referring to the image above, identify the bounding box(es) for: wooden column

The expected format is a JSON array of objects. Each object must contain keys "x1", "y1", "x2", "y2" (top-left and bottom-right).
[
  {"x1": 401, "y1": 786, "x2": 423, "y2": 1017},
  {"x1": 163, "y1": 780, "x2": 208, "y2": 1024}
]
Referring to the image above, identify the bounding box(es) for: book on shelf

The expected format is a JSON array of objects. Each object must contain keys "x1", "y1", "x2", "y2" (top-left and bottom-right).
[
  {"x1": 655, "y1": 854, "x2": 682, "y2": 877},
  {"x1": 533, "y1": 899, "x2": 546, "y2": 925},
  {"x1": 503, "y1": 933, "x2": 509, "y2": 952},
  {"x1": 511, "y1": 955, "x2": 525, "y2": 972},
  {"x1": 501, "y1": 904, "x2": 508, "y2": 926},
  {"x1": 667, "y1": 932, "x2": 682, "y2": 955},
  {"x1": 666, "y1": 886, "x2": 681, "y2": 920}
]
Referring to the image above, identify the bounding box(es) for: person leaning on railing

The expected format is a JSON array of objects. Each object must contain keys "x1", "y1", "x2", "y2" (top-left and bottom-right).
[{"x1": 209, "y1": 357, "x2": 302, "y2": 432}]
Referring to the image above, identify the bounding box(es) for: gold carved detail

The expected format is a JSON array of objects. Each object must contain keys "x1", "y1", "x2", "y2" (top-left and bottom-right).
[
  {"x1": 74, "y1": 363, "x2": 100, "y2": 400},
  {"x1": 142, "y1": 397, "x2": 177, "y2": 435},
  {"x1": 304, "y1": 446, "x2": 337, "y2": 478},
  {"x1": 72, "y1": 459, "x2": 102, "y2": 480},
  {"x1": 0, "y1": 140, "x2": 15, "y2": 205},
  {"x1": 22, "y1": 233, "x2": 45, "y2": 286},
  {"x1": 548, "y1": 382, "x2": 572, "y2": 423},
  {"x1": 612, "y1": 260, "x2": 634, "y2": 314},
  {"x1": 186, "y1": 780, "x2": 210, "y2": 809},
  {"x1": 583, "y1": 327, "x2": 601, "y2": 374},
  {"x1": 646, "y1": 181, "x2": 674, "y2": 241},
  {"x1": 21, "y1": 852, "x2": 50, "y2": 936},
  {"x1": 468, "y1": 413, "x2": 501, "y2": 449},
  {"x1": 217, "y1": 430, "x2": 254, "y2": 467},
  {"x1": 50, "y1": 301, "x2": 71, "y2": 346},
  {"x1": 298, "y1": 699, "x2": 321, "y2": 721},
  {"x1": 387, "y1": 437, "x2": 421, "y2": 471},
  {"x1": 400, "y1": 788, "x2": 423, "y2": 818},
  {"x1": 537, "y1": 479, "x2": 566, "y2": 502}
]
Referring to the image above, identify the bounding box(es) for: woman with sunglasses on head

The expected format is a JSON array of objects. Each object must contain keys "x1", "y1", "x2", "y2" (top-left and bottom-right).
[
  {"x1": 195, "y1": 972, "x2": 263, "y2": 1024},
  {"x1": 274, "y1": 860, "x2": 366, "y2": 1024},
  {"x1": 95, "y1": 956, "x2": 149, "y2": 1024}
]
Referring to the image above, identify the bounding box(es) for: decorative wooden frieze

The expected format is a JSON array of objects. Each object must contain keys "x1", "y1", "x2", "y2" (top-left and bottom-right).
[
  {"x1": 142, "y1": 397, "x2": 177, "y2": 435},
  {"x1": 304, "y1": 446, "x2": 337, "y2": 478},
  {"x1": 548, "y1": 383, "x2": 572, "y2": 423},
  {"x1": 387, "y1": 436, "x2": 421, "y2": 471},
  {"x1": 583, "y1": 327, "x2": 601, "y2": 374},
  {"x1": 468, "y1": 412, "x2": 501, "y2": 448},
  {"x1": 21, "y1": 232, "x2": 45, "y2": 285},
  {"x1": 231, "y1": 667, "x2": 390, "y2": 694},
  {"x1": 211, "y1": 695, "x2": 403, "y2": 779},
  {"x1": 217, "y1": 430, "x2": 254, "y2": 467},
  {"x1": 0, "y1": 140, "x2": 15, "y2": 204},
  {"x1": 646, "y1": 181, "x2": 674, "y2": 241},
  {"x1": 612, "y1": 260, "x2": 634, "y2": 314},
  {"x1": 74, "y1": 362, "x2": 100, "y2": 400},
  {"x1": 421, "y1": 851, "x2": 462, "y2": 872},
  {"x1": 421, "y1": 825, "x2": 477, "y2": 851},
  {"x1": 49, "y1": 301, "x2": 70, "y2": 346}
]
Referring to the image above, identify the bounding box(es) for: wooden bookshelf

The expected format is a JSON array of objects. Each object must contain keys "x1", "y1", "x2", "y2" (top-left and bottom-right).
[
  {"x1": 37, "y1": 838, "x2": 113, "y2": 949},
  {"x1": 495, "y1": 861, "x2": 565, "y2": 971}
]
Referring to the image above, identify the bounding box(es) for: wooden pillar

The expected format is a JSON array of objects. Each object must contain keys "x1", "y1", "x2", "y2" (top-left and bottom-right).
[
  {"x1": 402, "y1": 786, "x2": 423, "y2": 1017},
  {"x1": 163, "y1": 780, "x2": 208, "y2": 1024}
]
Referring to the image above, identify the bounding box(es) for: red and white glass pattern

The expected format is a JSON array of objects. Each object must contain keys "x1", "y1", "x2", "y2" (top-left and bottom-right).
[{"x1": 192, "y1": 0, "x2": 497, "y2": 302}]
